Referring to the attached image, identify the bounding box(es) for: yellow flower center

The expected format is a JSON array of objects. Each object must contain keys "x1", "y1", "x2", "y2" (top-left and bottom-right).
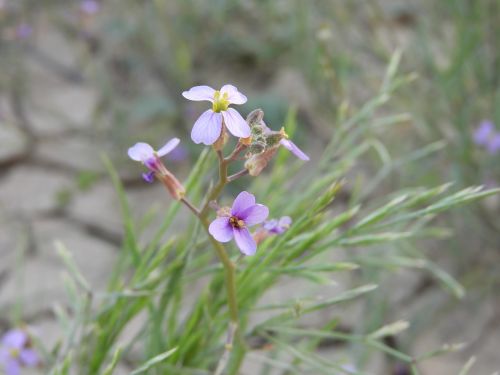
[
  {"x1": 229, "y1": 216, "x2": 245, "y2": 229},
  {"x1": 212, "y1": 91, "x2": 230, "y2": 113},
  {"x1": 10, "y1": 348, "x2": 20, "y2": 358}
]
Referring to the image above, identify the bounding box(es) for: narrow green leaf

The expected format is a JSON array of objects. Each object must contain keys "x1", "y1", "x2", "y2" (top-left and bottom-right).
[
  {"x1": 129, "y1": 347, "x2": 178, "y2": 375},
  {"x1": 102, "y1": 347, "x2": 123, "y2": 375}
]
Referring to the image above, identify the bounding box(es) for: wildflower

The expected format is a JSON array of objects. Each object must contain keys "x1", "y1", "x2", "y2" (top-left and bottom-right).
[
  {"x1": 209, "y1": 191, "x2": 269, "y2": 255},
  {"x1": 254, "y1": 216, "x2": 292, "y2": 244},
  {"x1": 473, "y1": 120, "x2": 494, "y2": 146},
  {"x1": 15, "y1": 23, "x2": 32, "y2": 40},
  {"x1": 80, "y1": 0, "x2": 100, "y2": 15},
  {"x1": 253, "y1": 216, "x2": 292, "y2": 245},
  {"x1": 0, "y1": 329, "x2": 39, "y2": 375},
  {"x1": 182, "y1": 85, "x2": 251, "y2": 145},
  {"x1": 247, "y1": 109, "x2": 309, "y2": 160},
  {"x1": 278, "y1": 128, "x2": 310, "y2": 161},
  {"x1": 128, "y1": 138, "x2": 186, "y2": 200},
  {"x1": 473, "y1": 120, "x2": 500, "y2": 155},
  {"x1": 486, "y1": 133, "x2": 500, "y2": 154},
  {"x1": 244, "y1": 110, "x2": 309, "y2": 175},
  {"x1": 263, "y1": 216, "x2": 292, "y2": 234}
]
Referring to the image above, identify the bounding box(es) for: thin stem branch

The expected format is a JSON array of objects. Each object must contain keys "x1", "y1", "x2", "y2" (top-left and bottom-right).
[
  {"x1": 199, "y1": 216, "x2": 239, "y2": 323},
  {"x1": 178, "y1": 144, "x2": 245, "y2": 374},
  {"x1": 214, "y1": 322, "x2": 238, "y2": 375},
  {"x1": 180, "y1": 197, "x2": 200, "y2": 216},
  {"x1": 228, "y1": 169, "x2": 249, "y2": 182},
  {"x1": 224, "y1": 142, "x2": 246, "y2": 163},
  {"x1": 200, "y1": 150, "x2": 229, "y2": 218}
]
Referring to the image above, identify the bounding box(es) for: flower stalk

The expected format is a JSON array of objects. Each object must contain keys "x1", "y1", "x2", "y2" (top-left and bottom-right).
[{"x1": 128, "y1": 85, "x2": 309, "y2": 374}]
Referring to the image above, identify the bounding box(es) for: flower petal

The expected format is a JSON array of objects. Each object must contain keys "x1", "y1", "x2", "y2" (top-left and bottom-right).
[
  {"x1": 5, "y1": 359, "x2": 20, "y2": 375},
  {"x1": 233, "y1": 228, "x2": 257, "y2": 256},
  {"x1": 222, "y1": 108, "x2": 251, "y2": 138},
  {"x1": 279, "y1": 216, "x2": 292, "y2": 228},
  {"x1": 240, "y1": 204, "x2": 269, "y2": 226},
  {"x1": 157, "y1": 138, "x2": 180, "y2": 157},
  {"x1": 487, "y1": 133, "x2": 500, "y2": 154},
  {"x1": 19, "y1": 349, "x2": 38, "y2": 367},
  {"x1": 182, "y1": 85, "x2": 216, "y2": 102},
  {"x1": 191, "y1": 110, "x2": 223, "y2": 145},
  {"x1": 0, "y1": 348, "x2": 9, "y2": 364},
  {"x1": 209, "y1": 217, "x2": 233, "y2": 242},
  {"x1": 1, "y1": 330, "x2": 27, "y2": 349},
  {"x1": 80, "y1": 0, "x2": 100, "y2": 14},
  {"x1": 142, "y1": 171, "x2": 155, "y2": 183},
  {"x1": 263, "y1": 219, "x2": 278, "y2": 231},
  {"x1": 280, "y1": 139, "x2": 310, "y2": 161},
  {"x1": 128, "y1": 142, "x2": 155, "y2": 162},
  {"x1": 473, "y1": 120, "x2": 493, "y2": 146},
  {"x1": 220, "y1": 84, "x2": 247, "y2": 105},
  {"x1": 231, "y1": 191, "x2": 256, "y2": 216}
]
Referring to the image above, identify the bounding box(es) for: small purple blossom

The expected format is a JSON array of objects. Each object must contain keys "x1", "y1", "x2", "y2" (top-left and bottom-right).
[
  {"x1": 473, "y1": 120, "x2": 494, "y2": 146},
  {"x1": 473, "y1": 120, "x2": 500, "y2": 155},
  {"x1": 263, "y1": 216, "x2": 292, "y2": 235},
  {"x1": 128, "y1": 138, "x2": 186, "y2": 199},
  {"x1": 209, "y1": 191, "x2": 269, "y2": 255},
  {"x1": 0, "y1": 329, "x2": 39, "y2": 375},
  {"x1": 128, "y1": 138, "x2": 180, "y2": 182},
  {"x1": 486, "y1": 133, "x2": 500, "y2": 154},
  {"x1": 15, "y1": 23, "x2": 32, "y2": 40},
  {"x1": 80, "y1": 0, "x2": 100, "y2": 15},
  {"x1": 182, "y1": 85, "x2": 251, "y2": 145},
  {"x1": 260, "y1": 121, "x2": 309, "y2": 161},
  {"x1": 142, "y1": 171, "x2": 155, "y2": 184}
]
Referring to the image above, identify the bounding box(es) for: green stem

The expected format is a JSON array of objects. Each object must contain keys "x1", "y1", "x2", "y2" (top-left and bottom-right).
[
  {"x1": 200, "y1": 150, "x2": 228, "y2": 219},
  {"x1": 199, "y1": 216, "x2": 239, "y2": 323},
  {"x1": 178, "y1": 146, "x2": 243, "y2": 374}
]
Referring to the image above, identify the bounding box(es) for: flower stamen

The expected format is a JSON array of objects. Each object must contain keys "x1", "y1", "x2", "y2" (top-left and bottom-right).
[
  {"x1": 212, "y1": 91, "x2": 230, "y2": 113},
  {"x1": 279, "y1": 127, "x2": 289, "y2": 139},
  {"x1": 229, "y1": 216, "x2": 246, "y2": 229}
]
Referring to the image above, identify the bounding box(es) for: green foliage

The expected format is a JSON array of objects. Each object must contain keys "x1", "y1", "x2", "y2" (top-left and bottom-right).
[{"x1": 39, "y1": 52, "x2": 499, "y2": 374}]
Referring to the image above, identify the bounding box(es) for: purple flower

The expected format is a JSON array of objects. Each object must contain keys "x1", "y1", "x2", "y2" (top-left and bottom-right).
[
  {"x1": 15, "y1": 23, "x2": 32, "y2": 40},
  {"x1": 473, "y1": 120, "x2": 494, "y2": 146},
  {"x1": 182, "y1": 85, "x2": 251, "y2": 145},
  {"x1": 209, "y1": 191, "x2": 269, "y2": 255},
  {"x1": 128, "y1": 138, "x2": 186, "y2": 199},
  {"x1": 0, "y1": 329, "x2": 39, "y2": 375},
  {"x1": 128, "y1": 138, "x2": 180, "y2": 182},
  {"x1": 486, "y1": 133, "x2": 500, "y2": 154},
  {"x1": 261, "y1": 122, "x2": 309, "y2": 161},
  {"x1": 80, "y1": 0, "x2": 100, "y2": 15},
  {"x1": 473, "y1": 120, "x2": 500, "y2": 154},
  {"x1": 263, "y1": 216, "x2": 292, "y2": 235}
]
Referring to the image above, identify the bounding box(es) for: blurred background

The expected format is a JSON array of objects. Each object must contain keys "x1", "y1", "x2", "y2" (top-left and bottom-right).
[{"x1": 0, "y1": 0, "x2": 498, "y2": 373}]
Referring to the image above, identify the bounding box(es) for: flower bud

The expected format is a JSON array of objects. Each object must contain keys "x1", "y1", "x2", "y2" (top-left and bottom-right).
[
  {"x1": 253, "y1": 229, "x2": 268, "y2": 245},
  {"x1": 158, "y1": 171, "x2": 186, "y2": 200},
  {"x1": 246, "y1": 108, "x2": 265, "y2": 127},
  {"x1": 244, "y1": 147, "x2": 277, "y2": 176}
]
